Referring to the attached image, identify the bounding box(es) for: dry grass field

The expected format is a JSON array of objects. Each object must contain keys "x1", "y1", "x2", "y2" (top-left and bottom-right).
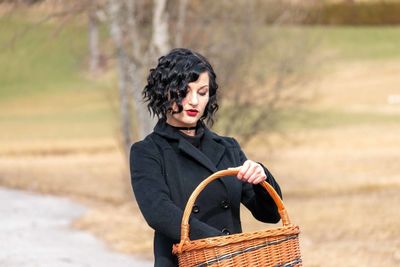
[
  {"x1": 1, "y1": 59, "x2": 399, "y2": 266},
  {"x1": 1, "y1": 13, "x2": 400, "y2": 265}
]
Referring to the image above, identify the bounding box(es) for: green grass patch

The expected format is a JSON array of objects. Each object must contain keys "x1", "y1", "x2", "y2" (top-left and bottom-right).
[
  {"x1": 0, "y1": 16, "x2": 93, "y2": 100},
  {"x1": 0, "y1": 113, "x2": 117, "y2": 141},
  {"x1": 1, "y1": 15, "x2": 400, "y2": 142},
  {"x1": 316, "y1": 25, "x2": 400, "y2": 61},
  {"x1": 248, "y1": 25, "x2": 400, "y2": 71},
  {"x1": 0, "y1": 89, "x2": 119, "y2": 140},
  {"x1": 216, "y1": 105, "x2": 400, "y2": 136},
  {"x1": 275, "y1": 108, "x2": 400, "y2": 131},
  {"x1": 0, "y1": 15, "x2": 118, "y2": 141}
]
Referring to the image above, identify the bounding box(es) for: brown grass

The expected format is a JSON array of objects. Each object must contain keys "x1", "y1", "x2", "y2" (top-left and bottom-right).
[{"x1": 1, "y1": 60, "x2": 400, "y2": 266}]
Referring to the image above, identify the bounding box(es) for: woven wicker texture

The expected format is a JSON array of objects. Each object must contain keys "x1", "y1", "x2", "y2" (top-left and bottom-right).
[{"x1": 172, "y1": 168, "x2": 302, "y2": 267}]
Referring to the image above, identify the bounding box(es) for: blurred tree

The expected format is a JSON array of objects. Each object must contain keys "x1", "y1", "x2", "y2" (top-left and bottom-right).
[
  {"x1": 174, "y1": 0, "x2": 188, "y2": 47},
  {"x1": 0, "y1": 0, "x2": 44, "y2": 4},
  {"x1": 107, "y1": 0, "x2": 171, "y2": 157},
  {"x1": 105, "y1": 0, "x2": 316, "y2": 152},
  {"x1": 173, "y1": 0, "x2": 315, "y2": 146},
  {"x1": 105, "y1": 0, "x2": 316, "y2": 154},
  {"x1": 88, "y1": 0, "x2": 100, "y2": 75},
  {"x1": 3, "y1": 0, "x2": 316, "y2": 154}
]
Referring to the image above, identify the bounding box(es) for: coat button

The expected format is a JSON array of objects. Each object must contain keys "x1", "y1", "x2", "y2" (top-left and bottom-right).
[
  {"x1": 220, "y1": 200, "x2": 230, "y2": 209},
  {"x1": 192, "y1": 205, "x2": 200, "y2": 214},
  {"x1": 221, "y1": 228, "x2": 230, "y2": 235}
]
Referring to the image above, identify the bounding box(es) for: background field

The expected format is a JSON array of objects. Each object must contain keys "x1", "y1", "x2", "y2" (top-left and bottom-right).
[{"x1": 1, "y1": 13, "x2": 400, "y2": 267}]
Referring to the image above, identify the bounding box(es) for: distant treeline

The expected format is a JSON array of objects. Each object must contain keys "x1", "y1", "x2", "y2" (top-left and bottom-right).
[
  {"x1": 3, "y1": 0, "x2": 400, "y2": 25},
  {"x1": 303, "y1": 2, "x2": 400, "y2": 25},
  {"x1": 0, "y1": 0, "x2": 42, "y2": 4}
]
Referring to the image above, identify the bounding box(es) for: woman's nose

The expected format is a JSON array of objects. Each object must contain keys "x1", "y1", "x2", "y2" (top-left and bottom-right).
[{"x1": 188, "y1": 93, "x2": 198, "y2": 106}]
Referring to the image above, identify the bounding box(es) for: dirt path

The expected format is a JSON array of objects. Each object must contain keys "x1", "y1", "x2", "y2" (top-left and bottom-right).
[{"x1": 0, "y1": 187, "x2": 152, "y2": 267}]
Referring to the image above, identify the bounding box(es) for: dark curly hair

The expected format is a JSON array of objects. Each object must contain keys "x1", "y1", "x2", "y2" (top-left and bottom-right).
[{"x1": 143, "y1": 48, "x2": 219, "y2": 125}]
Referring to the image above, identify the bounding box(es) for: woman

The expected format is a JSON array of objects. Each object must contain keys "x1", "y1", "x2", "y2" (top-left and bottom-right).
[{"x1": 130, "y1": 48, "x2": 282, "y2": 266}]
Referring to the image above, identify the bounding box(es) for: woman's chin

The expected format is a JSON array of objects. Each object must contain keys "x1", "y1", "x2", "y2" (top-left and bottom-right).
[
  {"x1": 168, "y1": 113, "x2": 200, "y2": 127},
  {"x1": 183, "y1": 116, "x2": 199, "y2": 125}
]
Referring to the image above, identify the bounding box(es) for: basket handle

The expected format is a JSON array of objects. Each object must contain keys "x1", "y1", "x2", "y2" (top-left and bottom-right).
[{"x1": 176, "y1": 167, "x2": 291, "y2": 251}]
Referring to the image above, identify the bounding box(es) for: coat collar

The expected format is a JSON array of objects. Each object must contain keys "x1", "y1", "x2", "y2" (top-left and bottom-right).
[{"x1": 153, "y1": 119, "x2": 226, "y2": 173}]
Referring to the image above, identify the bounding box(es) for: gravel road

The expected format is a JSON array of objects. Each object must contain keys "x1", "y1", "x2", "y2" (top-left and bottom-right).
[{"x1": 0, "y1": 187, "x2": 153, "y2": 267}]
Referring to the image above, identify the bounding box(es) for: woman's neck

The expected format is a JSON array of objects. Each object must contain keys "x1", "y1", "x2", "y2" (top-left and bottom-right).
[
  {"x1": 179, "y1": 128, "x2": 196, "y2": 136},
  {"x1": 166, "y1": 122, "x2": 197, "y2": 136},
  {"x1": 165, "y1": 118, "x2": 197, "y2": 136}
]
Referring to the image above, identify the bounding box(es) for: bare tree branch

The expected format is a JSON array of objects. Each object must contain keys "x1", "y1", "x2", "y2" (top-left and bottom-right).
[
  {"x1": 88, "y1": 0, "x2": 100, "y2": 75},
  {"x1": 108, "y1": 0, "x2": 132, "y2": 157},
  {"x1": 174, "y1": 0, "x2": 188, "y2": 47},
  {"x1": 149, "y1": 0, "x2": 169, "y2": 56}
]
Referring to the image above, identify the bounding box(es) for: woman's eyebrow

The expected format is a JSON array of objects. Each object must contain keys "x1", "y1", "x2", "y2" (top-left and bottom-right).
[{"x1": 198, "y1": 85, "x2": 209, "y2": 89}]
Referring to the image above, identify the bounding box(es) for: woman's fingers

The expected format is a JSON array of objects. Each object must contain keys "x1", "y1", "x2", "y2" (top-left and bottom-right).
[
  {"x1": 248, "y1": 166, "x2": 266, "y2": 184},
  {"x1": 243, "y1": 162, "x2": 257, "y2": 180},
  {"x1": 237, "y1": 160, "x2": 251, "y2": 180},
  {"x1": 247, "y1": 169, "x2": 261, "y2": 184},
  {"x1": 237, "y1": 160, "x2": 265, "y2": 184}
]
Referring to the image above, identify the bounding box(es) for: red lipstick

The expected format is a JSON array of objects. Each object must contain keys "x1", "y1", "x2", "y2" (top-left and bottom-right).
[{"x1": 186, "y1": 109, "x2": 199, "y2": 117}]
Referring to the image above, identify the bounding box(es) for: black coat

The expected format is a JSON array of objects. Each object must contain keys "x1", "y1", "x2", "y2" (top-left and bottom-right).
[{"x1": 130, "y1": 119, "x2": 282, "y2": 267}]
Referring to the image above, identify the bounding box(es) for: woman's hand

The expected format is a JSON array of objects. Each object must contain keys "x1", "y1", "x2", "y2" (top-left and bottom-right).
[{"x1": 236, "y1": 160, "x2": 267, "y2": 185}]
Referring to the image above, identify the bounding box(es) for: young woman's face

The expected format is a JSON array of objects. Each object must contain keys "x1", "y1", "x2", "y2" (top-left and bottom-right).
[{"x1": 166, "y1": 71, "x2": 210, "y2": 127}]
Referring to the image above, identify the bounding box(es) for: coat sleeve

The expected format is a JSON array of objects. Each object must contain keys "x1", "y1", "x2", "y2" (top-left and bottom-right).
[
  {"x1": 130, "y1": 140, "x2": 222, "y2": 242},
  {"x1": 231, "y1": 138, "x2": 282, "y2": 223}
]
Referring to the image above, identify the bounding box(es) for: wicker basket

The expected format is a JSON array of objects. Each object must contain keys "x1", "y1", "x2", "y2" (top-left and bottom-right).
[{"x1": 172, "y1": 168, "x2": 302, "y2": 267}]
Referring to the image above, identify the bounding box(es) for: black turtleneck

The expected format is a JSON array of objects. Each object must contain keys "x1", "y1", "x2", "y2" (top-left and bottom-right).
[{"x1": 166, "y1": 122, "x2": 205, "y2": 149}]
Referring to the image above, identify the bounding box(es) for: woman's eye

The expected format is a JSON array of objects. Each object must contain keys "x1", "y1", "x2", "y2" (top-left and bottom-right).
[{"x1": 198, "y1": 91, "x2": 208, "y2": 96}]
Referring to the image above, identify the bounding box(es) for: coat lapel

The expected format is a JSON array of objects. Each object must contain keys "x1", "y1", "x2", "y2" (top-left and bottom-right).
[
  {"x1": 178, "y1": 136, "x2": 224, "y2": 173},
  {"x1": 177, "y1": 139, "x2": 216, "y2": 172},
  {"x1": 178, "y1": 132, "x2": 237, "y2": 200},
  {"x1": 201, "y1": 129, "x2": 240, "y2": 202},
  {"x1": 201, "y1": 129, "x2": 226, "y2": 169},
  {"x1": 154, "y1": 118, "x2": 228, "y2": 176},
  {"x1": 153, "y1": 119, "x2": 240, "y2": 202}
]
